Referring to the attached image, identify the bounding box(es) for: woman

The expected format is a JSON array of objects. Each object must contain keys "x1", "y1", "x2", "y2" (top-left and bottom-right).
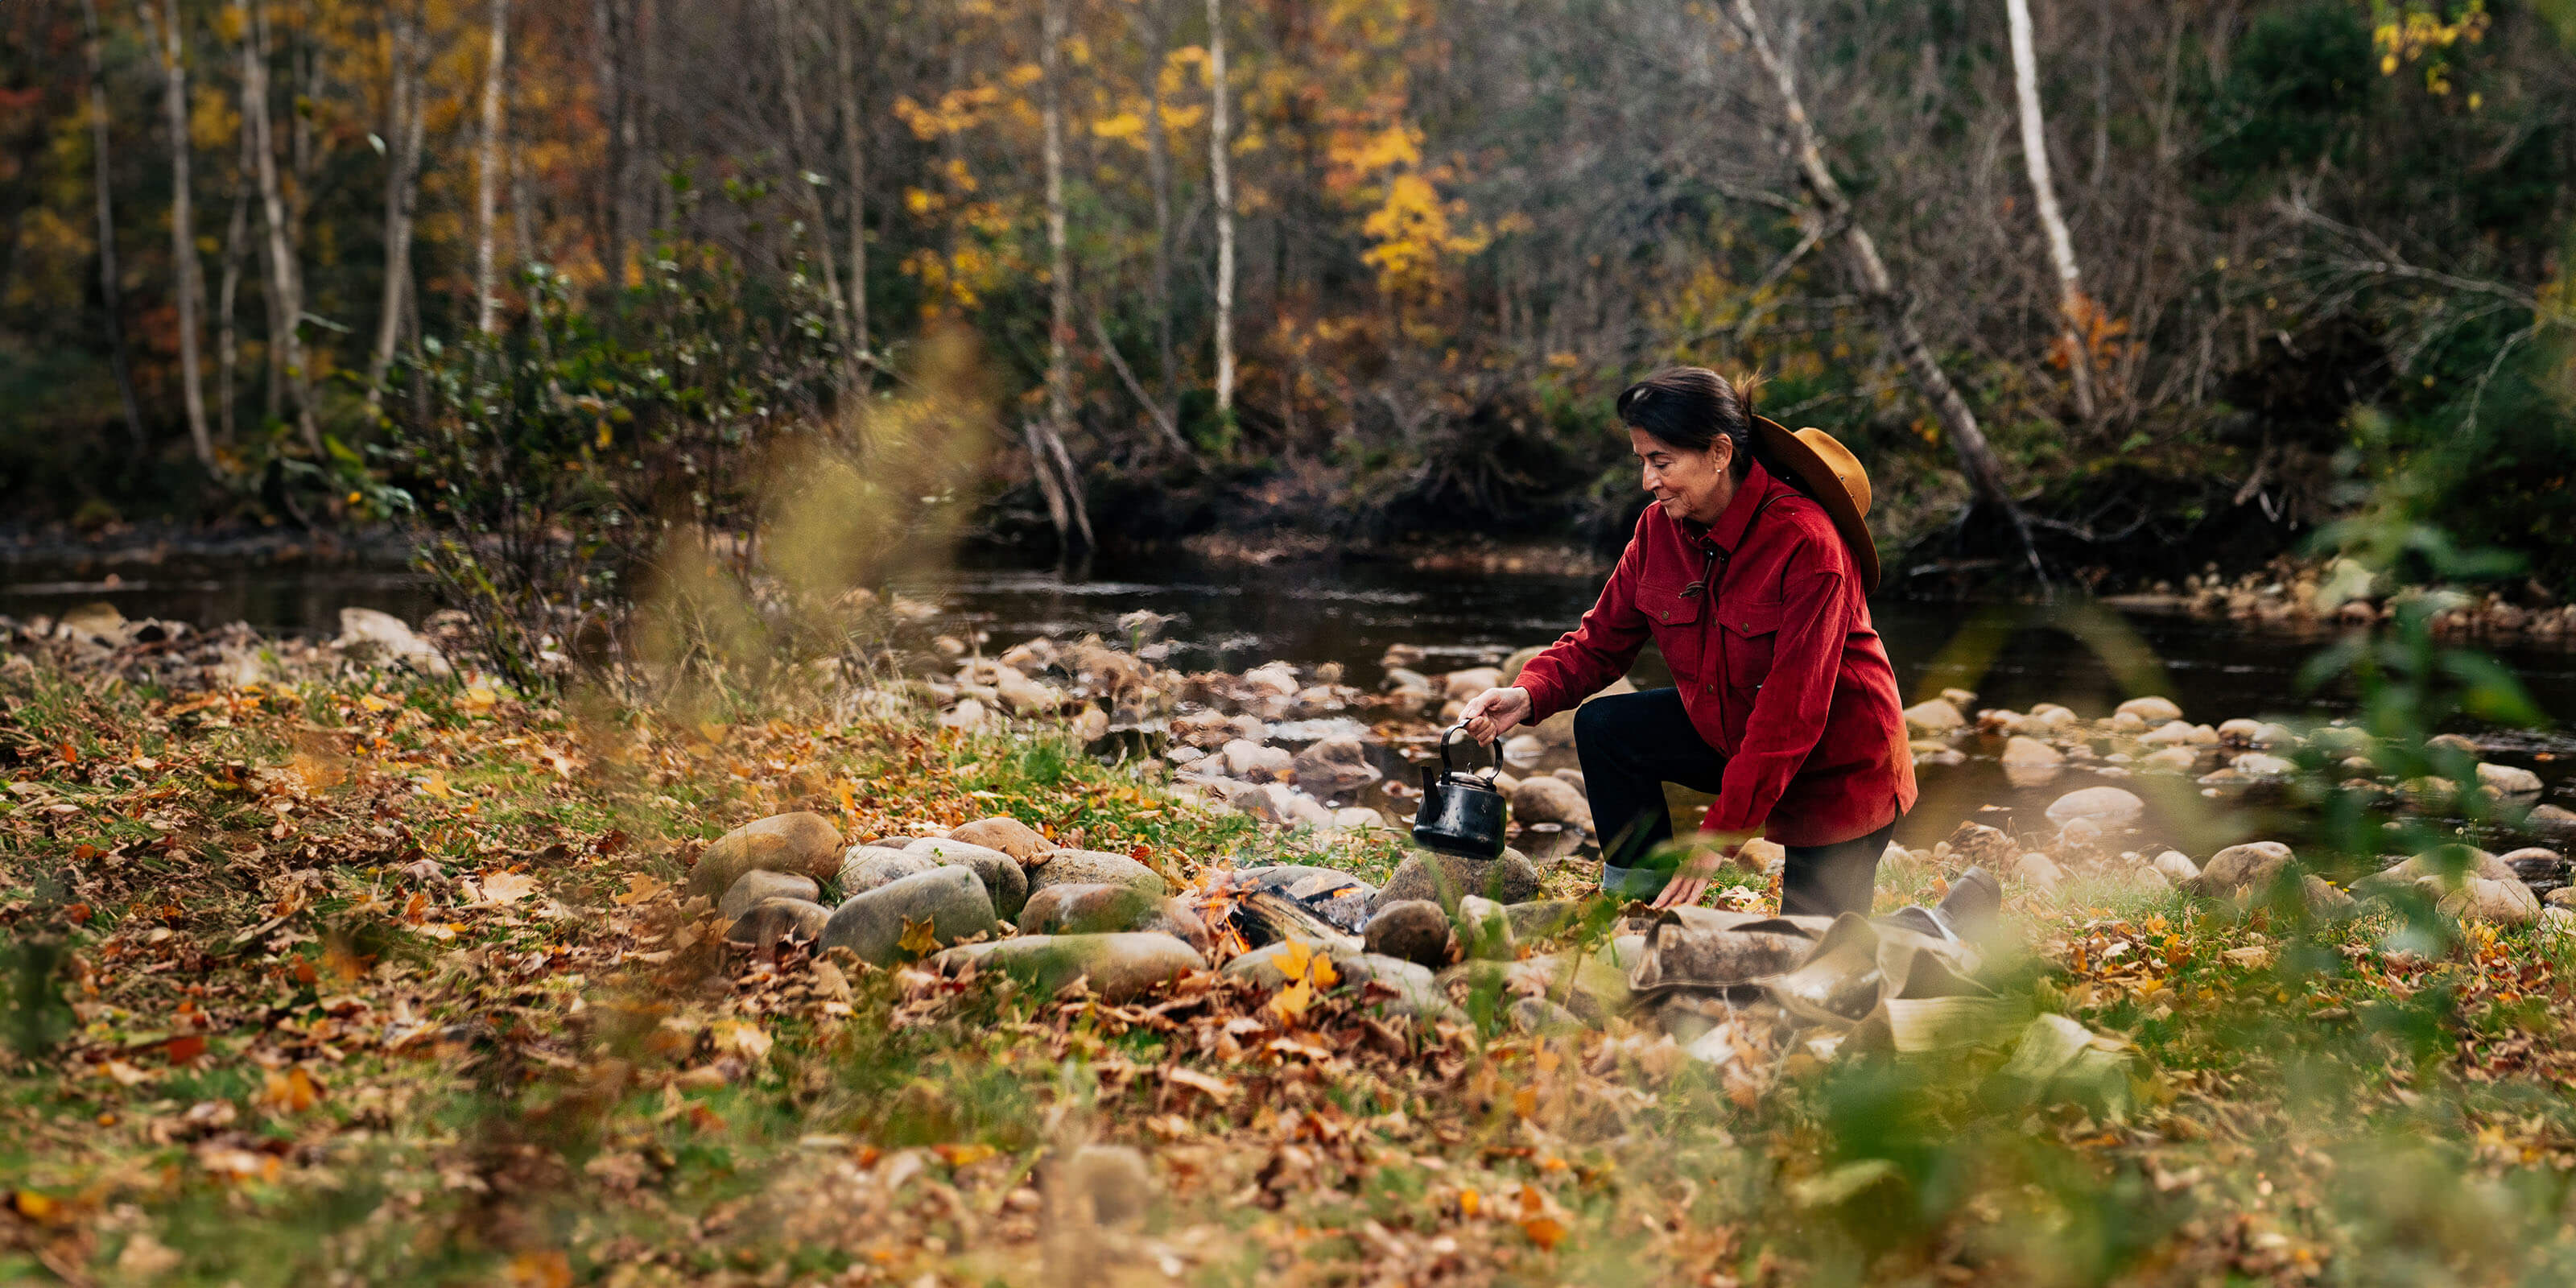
[{"x1": 1461, "y1": 368, "x2": 1914, "y2": 915}]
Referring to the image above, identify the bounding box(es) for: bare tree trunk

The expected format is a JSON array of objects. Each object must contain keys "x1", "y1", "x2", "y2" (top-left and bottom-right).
[
  {"x1": 146, "y1": 0, "x2": 213, "y2": 465},
  {"x1": 365, "y1": 2, "x2": 427, "y2": 413},
  {"x1": 80, "y1": 0, "x2": 148, "y2": 456},
  {"x1": 474, "y1": 0, "x2": 508, "y2": 336},
  {"x1": 766, "y1": 0, "x2": 854, "y2": 384},
  {"x1": 2006, "y1": 0, "x2": 2096, "y2": 420},
  {"x1": 241, "y1": 0, "x2": 320, "y2": 452},
  {"x1": 1038, "y1": 0, "x2": 1088, "y2": 550},
  {"x1": 217, "y1": 146, "x2": 249, "y2": 445},
  {"x1": 1092, "y1": 308, "x2": 1194, "y2": 459},
  {"x1": 833, "y1": 0, "x2": 869, "y2": 365},
  {"x1": 1132, "y1": 1, "x2": 1178, "y2": 431},
  {"x1": 592, "y1": 0, "x2": 625, "y2": 284},
  {"x1": 1725, "y1": 0, "x2": 2044, "y2": 581},
  {"x1": 1206, "y1": 0, "x2": 1235, "y2": 423}
]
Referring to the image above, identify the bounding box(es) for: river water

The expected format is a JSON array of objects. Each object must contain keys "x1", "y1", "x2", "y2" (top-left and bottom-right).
[{"x1": 10, "y1": 549, "x2": 2575, "y2": 857}]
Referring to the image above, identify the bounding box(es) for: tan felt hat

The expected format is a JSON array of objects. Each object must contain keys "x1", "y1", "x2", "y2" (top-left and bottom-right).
[{"x1": 1752, "y1": 416, "x2": 1880, "y2": 594}]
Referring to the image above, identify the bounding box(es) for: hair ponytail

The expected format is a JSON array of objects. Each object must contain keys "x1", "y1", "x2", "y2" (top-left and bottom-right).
[{"x1": 1614, "y1": 365, "x2": 1769, "y2": 481}]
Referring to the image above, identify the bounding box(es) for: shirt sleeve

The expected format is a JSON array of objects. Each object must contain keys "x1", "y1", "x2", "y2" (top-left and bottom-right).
[
  {"x1": 1514, "y1": 522, "x2": 1652, "y2": 724},
  {"x1": 1700, "y1": 560, "x2": 1853, "y2": 836}
]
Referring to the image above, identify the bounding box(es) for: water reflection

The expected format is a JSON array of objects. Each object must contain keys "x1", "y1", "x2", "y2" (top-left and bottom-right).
[{"x1": 10, "y1": 547, "x2": 2572, "y2": 853}]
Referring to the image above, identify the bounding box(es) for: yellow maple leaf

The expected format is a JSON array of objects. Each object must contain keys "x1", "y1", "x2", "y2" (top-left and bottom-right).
[
  {"x1": 419, "y1": 772, "x2": 451, "y2": 799},
  {"x1": 897, "y1": 915, "x2": 941, "y2": 957},
  {"x1": 1270, "y1": 980, "x2": 1313, "y2": 1022}
]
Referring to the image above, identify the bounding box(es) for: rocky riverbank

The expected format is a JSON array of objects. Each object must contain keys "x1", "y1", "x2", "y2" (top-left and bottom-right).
[
  {"x1": 12, "y1": 600, "x2": 2576, "y2": 1282},
  {"x1": 2105, "y1": 554, "x2": 2576, "y2": 645}
]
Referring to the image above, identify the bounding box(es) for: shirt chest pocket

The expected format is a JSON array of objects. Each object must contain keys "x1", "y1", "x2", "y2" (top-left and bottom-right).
[
  {"x1": 1641, "y1": 579, "x2": 1706, "y2": 629},
  {"x1": 1718, "y1": 597, "x2": 1787, "y2": 693},
  {"x1": 1641, "y1": 578, "x2": 1709, "y2": 679}
]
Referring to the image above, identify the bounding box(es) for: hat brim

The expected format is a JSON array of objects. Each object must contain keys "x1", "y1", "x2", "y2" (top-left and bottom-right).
[{"x1": 1752, "y1": 416, "x2": 1880, "y2": 595}]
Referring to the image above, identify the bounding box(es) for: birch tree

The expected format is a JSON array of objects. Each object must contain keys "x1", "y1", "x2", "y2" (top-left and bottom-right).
[
  {"x1": 239, "y1": 0, "x2": 320, "y2": 453},
  {"x1": 1036, "y1": 0, "x2": 1092, "y2": 550},
  {"x1": 366, "y1": 2, "x2": 429, "y2": 414},
  {"x1": 474, "y1": 0, "x2": 509, "y2": 336},
  {"x1": 2007, "y1": 0, "x2": 2097, "y2": 420},
  {"x1": 1130, "y1": 0, "x2": 1177, "y2": 428},
  {"x1": 832, "y1": 0, "x2": 869, "y2": 365},
  {"x1": 79, "y1": 0, "x2": 147, "y2": 454},
  {"x1": 1206, "y1": 0, "x2": 1235, "y2": 423},
  {"x1": 144, "y1": 0, "x2": 213, "y2": 464},
  {"x1": 216, "y1": 135, "x2": 250, "y2": 445},
  {"x1": 1724, "y1": 0, "x2": 2045, "y2": 580}
]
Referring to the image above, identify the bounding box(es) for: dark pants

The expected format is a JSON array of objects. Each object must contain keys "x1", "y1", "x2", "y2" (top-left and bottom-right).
[{"x1": 1574, "y1": 687, "x2": 1896, "y2": 919}]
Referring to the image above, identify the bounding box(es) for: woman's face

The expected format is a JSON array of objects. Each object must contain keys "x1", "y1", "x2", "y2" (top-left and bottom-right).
[{"x1": 1632, "y1": 427, "x2": 1736, "y2": 526}]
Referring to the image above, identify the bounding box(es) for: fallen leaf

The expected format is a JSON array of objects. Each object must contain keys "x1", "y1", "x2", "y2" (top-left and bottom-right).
[
  {"x1": 712, "y1": 1019, "x2": 773, "y2": 1059},
  {"x1": 114, "y1": 1231, "x2": 182, "y2": 1277},
  {"x1": 1271, "y1": 980, "x2": 1313, "y2": 1022},
  {"x1": 613, "y1": 873, "x2": 669, "y2": 906},
  {"x1": 1518, "y1": 1215, "x2": 1567, "y2": 1250},
  {"x1": 481, "y1": 870, "x2": 539, "y2": 903},
  {"x1": 257, "y1": 1067, "x2": 322, "y2": 1114},
  {"x1": 934, "y1": 1142, "x2": 997, "y2": 1168},
  {"x1": 504, "y1": 1249, "x2": 573, "y2": 1288},
  {"x1": 196, "y1": 1144, "x2": 280, "y2": 1183},
  {"x1": 1166, "y1": 1067, "x2": 1238, "y2": 1104},
  {"x1": 897, "y1": 915, "x2": 941, "y2": 957}
]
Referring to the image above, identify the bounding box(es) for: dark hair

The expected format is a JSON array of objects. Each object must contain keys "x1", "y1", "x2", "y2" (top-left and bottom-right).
[{"x1": 1615, "y1": 366, "x2": 1769, "y2": 478}]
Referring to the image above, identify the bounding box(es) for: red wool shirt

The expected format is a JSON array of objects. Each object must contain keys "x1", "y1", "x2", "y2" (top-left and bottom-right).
[{"x1": 1513, "y1": 460, "x2": 1917, "y2": 848}]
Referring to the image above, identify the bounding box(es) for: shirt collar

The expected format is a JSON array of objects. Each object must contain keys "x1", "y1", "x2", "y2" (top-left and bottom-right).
[{"x1": 1695, "y1": 458, "x2": 1785, "y2": 554}]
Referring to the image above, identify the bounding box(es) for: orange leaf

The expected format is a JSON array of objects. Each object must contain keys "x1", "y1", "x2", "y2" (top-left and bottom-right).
[
  {"x1": 934, "y1": 1142, "x2": 997, "y2": 1168},
  {"x1": 1518, "y1": 1216, "x2": 1567, "y2": 1250},
  {"x1": 1270, "y1": 980, "x2": 1314, "y2": 1023},
  {"x1": 257, "y1": 1067, "x2": 321, "y2": 1114},
  {"x1": 504, "y1": 1249, "x2": 573, "y2": 1288},
  {"x1": 161, "y1": 1034, "x2": 207, "y2": 1064}
]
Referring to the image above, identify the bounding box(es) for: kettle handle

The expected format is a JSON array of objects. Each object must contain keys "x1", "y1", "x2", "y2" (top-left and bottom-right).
[{"x1": 1439, "y1": 724, "x2": 1501, "y2": 784}]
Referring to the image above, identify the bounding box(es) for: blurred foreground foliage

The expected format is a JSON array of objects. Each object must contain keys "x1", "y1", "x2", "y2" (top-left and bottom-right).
[{"x1": 5, "y1": 501, "x2": 2576, "y2": 1282}]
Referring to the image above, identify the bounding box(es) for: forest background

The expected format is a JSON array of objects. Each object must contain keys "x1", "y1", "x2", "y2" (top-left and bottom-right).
[{"x1": 6, "y1": 0, "x2": 2576, "y2": 597}]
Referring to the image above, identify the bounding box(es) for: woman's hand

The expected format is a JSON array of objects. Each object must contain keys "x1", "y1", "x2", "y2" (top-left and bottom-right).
[
  {"x1": 1649, "y1": 832, "x2": 1751, "y2": 910},
  {"x1": 1460, "y1": 686, "x2": 1532, "y2": 745}
]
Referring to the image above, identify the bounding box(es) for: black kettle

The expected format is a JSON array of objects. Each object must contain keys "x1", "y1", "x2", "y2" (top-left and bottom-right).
[{"x1": 1413, "y1": 725, "x2": 1508, "y2": 859}]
